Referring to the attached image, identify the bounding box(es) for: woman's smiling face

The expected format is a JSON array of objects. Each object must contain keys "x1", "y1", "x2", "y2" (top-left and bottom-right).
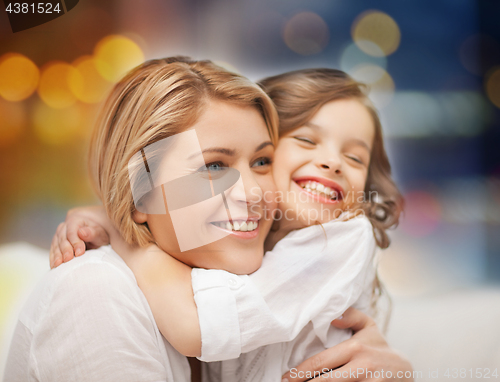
[
  {"x1": 133, "y1": 100, "x2": 277, "y2": 274},
  {"x1": 272, "y1": 98, "x2": 375, "y2": 227}
]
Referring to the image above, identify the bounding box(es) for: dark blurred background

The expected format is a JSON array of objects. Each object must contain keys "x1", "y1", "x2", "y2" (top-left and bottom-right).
[{"x1": 1, "y1": 0, "x2": 500, "y2": 295}]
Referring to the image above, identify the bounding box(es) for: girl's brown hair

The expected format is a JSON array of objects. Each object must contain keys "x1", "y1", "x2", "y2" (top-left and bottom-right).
[
  {"x1": 89, "y1": 57, "x2": 279, "y2": 246},
  {"x1": 259, "y1": 68, "x2": 403, "y2": 249},
  {"x1": 259, "y1": 68, "x2": 403, "y2": 327}
]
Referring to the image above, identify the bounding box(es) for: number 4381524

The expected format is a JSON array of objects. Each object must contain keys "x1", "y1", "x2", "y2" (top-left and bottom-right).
[
  {"x1": 444, "y1": 368, "x2": 498, "y2": 378},
  {"x1": 5, "y1": 3, "x2": 62, "y2": 14}
]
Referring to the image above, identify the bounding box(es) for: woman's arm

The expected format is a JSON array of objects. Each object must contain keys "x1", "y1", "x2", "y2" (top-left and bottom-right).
[{"x1": 282, "y1": 307, "x2": 414, "y2": 382}]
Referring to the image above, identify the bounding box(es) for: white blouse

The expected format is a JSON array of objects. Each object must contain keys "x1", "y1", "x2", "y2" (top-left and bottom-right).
[
  {"x1": 3, "y1": 245, "x2": 190, "y2": 382},
  {"x1": 192, "y1": 216, "x2": 377, "y2": 381}
]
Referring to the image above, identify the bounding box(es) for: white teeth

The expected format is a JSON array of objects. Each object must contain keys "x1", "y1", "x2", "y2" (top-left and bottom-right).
[
  {"x1": 299, "y1": 181, "x2": 340, "y2": 201},
  {"x1": 214, "y1": 220, "x2": 259, "y2": 232}
]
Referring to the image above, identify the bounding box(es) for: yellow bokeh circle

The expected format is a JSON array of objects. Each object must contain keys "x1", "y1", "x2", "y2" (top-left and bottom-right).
[
  {"x1": 350, "y1": 64, "x2": 395, "y2": 108},
  {"x1": 94, "y1": 35, "x2": 145, "y2": 82},
  {"x1": 352, "y1": 11, "x2": 401, "y2": 57},
  {"x1": 0, "y1": 53, "x2": 39, "y2": 102},
  {"x1": 69, "y1": 56, "x2": 113, "y2": 103},
  {"x1": 38, "y1": 62, "x2": 78, "y2": 109},
  {"x1": 485, "y1": 67, "x2": 500, "y2": 109}
]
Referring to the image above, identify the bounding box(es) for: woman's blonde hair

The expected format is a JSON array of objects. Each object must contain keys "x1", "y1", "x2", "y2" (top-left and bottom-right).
[
  {"x1": 259, "y1": 68, "x2": 404, "y2": 328},
  {"x1": 89, "y1": 57, "x2": 279, "y2": 246}
]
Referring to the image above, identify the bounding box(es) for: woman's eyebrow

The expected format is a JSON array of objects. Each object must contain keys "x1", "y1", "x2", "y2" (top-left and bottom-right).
[
  {"x1": 188, "y1": 147, "x2": 236, "y2": 160},
  {"x1": 254, "y1": 141, "x2": 273, "y2": 152}
]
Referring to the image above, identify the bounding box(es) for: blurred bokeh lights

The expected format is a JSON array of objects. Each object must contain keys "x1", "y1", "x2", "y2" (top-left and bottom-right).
[{"x1": 0, "y1": 5, "x2": 500, "y2": 366}]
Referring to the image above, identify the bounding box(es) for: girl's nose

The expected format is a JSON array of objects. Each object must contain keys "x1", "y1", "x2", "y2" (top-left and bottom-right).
[{"x1": 316, "y1": 156, "x2": 342, "y2": 175}]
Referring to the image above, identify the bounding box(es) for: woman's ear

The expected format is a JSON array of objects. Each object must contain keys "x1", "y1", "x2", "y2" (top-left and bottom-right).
[{"x1": 132, "y1": 209, "x2": 148, "y2": 224}]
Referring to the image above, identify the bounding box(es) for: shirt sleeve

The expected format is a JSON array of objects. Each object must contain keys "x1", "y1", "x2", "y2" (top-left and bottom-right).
[
  {"x1": 192, "y1": 216, "x2": 376, "y2": 362},
  {"x1": 32, "y1": 261, "x2": 169, "y2": 382}
]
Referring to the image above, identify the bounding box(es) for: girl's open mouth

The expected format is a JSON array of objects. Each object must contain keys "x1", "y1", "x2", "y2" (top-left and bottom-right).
[{"x1": 293, "y1": 177, "x2": 344, "y2": 204}]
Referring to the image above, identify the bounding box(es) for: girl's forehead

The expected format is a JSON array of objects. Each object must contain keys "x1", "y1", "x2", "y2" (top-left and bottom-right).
[{"x1": 307, "y1": 99, "x2": 375, "y2": 141}]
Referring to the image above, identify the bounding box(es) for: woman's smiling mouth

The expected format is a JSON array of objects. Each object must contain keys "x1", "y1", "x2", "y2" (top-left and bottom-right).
[{"x1": 210, "y1": 218, "x2": 260, "y2": 238}]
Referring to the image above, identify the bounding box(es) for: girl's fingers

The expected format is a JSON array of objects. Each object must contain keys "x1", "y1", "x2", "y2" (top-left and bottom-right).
[
  {"x1": 331, "y1": 307, "x2": 375, "y2": 333},
  {"x1": 57, "y1": 223, "x2": 76, "y2": 263},
  {"x1": 66, "y1": 218, "x2": 89, "y2": 256},
  {"x1": 49, "y1": 230, "x2": 63, "y2": 269},
  {"x1": 282, "y1": 342, "x2": 353, "y2": 382},
  {"x1": 78, "y1": 226, "x2": 110, "y2": 249}
]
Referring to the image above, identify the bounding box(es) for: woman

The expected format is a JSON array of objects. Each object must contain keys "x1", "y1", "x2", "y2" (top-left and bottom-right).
[{"x1": 11, "y1": 57, "x2": 412, "y2": 382}]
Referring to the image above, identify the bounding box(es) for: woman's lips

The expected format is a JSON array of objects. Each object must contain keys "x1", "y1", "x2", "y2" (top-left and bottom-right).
[{"x1": 210, "y1": 219, "x2": 260, "y2": 239}]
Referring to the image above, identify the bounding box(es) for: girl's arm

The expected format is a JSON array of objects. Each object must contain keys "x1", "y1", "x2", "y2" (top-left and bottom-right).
[
  {"x1": 51, "y1": 209, "x2": 413, "y2": 382},
  {"x1": 51, "y1": 209, "x2": 375, "y2": 361},
  {"x1": 50, "y1": 206, "x2": 202, "y2": 357},
  {"x1": 192, "y1": 216, "x2": 376, "y2": 361}
]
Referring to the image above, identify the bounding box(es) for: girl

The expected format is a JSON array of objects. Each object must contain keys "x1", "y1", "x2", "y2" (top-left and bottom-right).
[{"x1": 49, "y1": 63, "x2": 408, "y2": 381}]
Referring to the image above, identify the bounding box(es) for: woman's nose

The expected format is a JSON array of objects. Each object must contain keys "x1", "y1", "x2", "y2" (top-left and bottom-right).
[{"x1": 227, "y1": 168, "x2": 262, "y2": 206}]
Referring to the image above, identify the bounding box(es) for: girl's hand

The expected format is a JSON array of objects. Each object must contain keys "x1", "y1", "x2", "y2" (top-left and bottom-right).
[
  {"x1": 281, "y1": 307, "x2": 414, "y2": 382},
  {"x1": 49, "y1": 206, "x2": 111, "y2": 268}
]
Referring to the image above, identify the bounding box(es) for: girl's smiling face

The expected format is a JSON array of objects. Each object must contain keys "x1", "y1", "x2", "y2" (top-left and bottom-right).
[
  {"x1": 273, "y1": 98, "x2": 375, "y2": 228},
  {"x1": 134, "y1": 100, "x2": 277, "y2": 274}
]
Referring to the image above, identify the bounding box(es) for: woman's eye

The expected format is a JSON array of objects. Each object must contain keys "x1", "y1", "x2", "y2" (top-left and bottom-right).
[
  {"x1": 294, "y1": 137, "x2": 315, "y2": 145},
  {"x1": 198, "y1": 161, "x2": 225, "y2": 172},
  {"x1": 252, "y1": 157, "x2": 272, "y2": 168}
]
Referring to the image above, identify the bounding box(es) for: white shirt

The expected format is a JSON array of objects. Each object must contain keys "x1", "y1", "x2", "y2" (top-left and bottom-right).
[
  {"x1": 192, "y1": 216, "x2": 376, "y2": 382},
  {"x1": 3, "y1": 245, "x2": 190, "y2": 382}
]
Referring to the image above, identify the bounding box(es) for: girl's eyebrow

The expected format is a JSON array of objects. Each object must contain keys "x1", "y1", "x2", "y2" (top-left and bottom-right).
[
  {"x1": 305, "y1": 122, "x2": 371, "y2": 151},
  {"x1": 304, "y1": 122, "x2": 321, "y2": 130},
  {"x1": 349, "y1": 139, "x2": 371, "y2": 152}
]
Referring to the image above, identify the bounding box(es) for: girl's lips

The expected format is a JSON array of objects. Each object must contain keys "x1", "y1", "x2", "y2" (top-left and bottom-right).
[
  {"x1": 292, "y1": 180, "x2": 341, "y2": 205},
  {"x1": 293, "y1": 176, "x2": 344, "y2": 195}
]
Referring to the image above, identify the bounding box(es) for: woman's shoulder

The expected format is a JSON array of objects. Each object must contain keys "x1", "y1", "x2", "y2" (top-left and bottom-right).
[
  {"x1": 19, "y1": 246, "x2": 145, "y2": 328},
  {"x1": 47, "y1": 245, "x2": 135, "y2": 288}
]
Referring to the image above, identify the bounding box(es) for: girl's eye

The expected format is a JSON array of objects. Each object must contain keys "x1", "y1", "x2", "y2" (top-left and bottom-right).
[
  {"x1": 346, "y1": 155, "x2": 363, "y2": 165},
  {"x1": 294, "y1": 137, "x2": 315, "y2": 145},
  {"x1": 252, "y1": 157, "x2": 272, "y2": 168}
]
